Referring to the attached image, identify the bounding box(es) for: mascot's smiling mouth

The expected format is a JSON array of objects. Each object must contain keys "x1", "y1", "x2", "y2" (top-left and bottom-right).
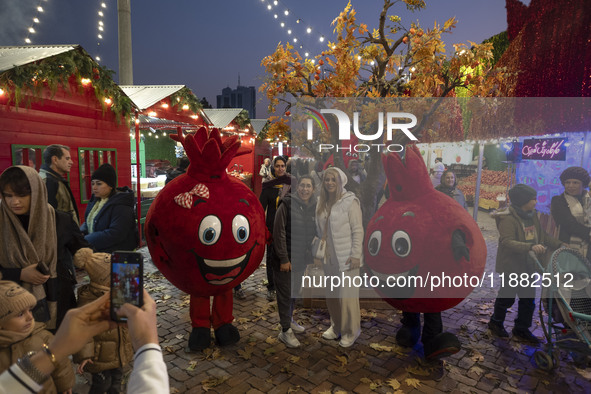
[
  {"x1": 190, "y1": 242, "x2": 257, "y2": 285},
  {"x1": 364, "y1": 265, "x2": 419, "y2": 300}
]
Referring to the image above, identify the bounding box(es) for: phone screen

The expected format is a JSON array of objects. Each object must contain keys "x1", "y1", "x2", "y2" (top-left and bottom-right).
[{"x1": 110, "y1": 251, "x2": 143, "y2": 322}]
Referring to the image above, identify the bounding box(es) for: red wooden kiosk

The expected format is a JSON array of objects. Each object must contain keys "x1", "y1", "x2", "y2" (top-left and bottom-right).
[{"x1": 0, "y1": 45, "x2": 134, "y2": 218}]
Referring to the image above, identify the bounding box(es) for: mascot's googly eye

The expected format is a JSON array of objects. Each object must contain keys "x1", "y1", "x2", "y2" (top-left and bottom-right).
[
  {"x1": 232, "y1": 215, "x2": 250, "y2": 243},
  {"x1": 367, "y1": 231, "x2": 382, "y2": 256},
  {"x1": 198, "y1": 215, "x2": 222, "y2": 245},
  {"x1": 391, "y1": 230, "x2": 411, "y2": 257}
]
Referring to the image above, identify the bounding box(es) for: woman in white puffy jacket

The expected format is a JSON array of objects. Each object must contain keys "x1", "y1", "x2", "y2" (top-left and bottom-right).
[{"x1": 315, "y1": 167, "x2": 363, "y2": 348}]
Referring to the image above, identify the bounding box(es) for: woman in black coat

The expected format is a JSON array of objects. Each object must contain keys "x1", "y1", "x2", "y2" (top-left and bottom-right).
[{"x1": 80, "y1": 164, "x2": 138, "y2": 253}]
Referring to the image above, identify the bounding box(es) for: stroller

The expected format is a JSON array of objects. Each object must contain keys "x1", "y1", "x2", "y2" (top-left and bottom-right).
[{"x1": 530, "y1": 247, "x2": 591, "y2": 371}]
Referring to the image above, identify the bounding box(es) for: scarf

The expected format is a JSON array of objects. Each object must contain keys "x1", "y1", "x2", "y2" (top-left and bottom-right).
[
  {"x1": 87, "y1": 197, "x2": 109, "y2": 234},
  {"x1": 0, "y1": 166, "x2": 57, "y2": 303},
  {"x1": 0, "y1": 321, "x2": 37, "y2": 348}
]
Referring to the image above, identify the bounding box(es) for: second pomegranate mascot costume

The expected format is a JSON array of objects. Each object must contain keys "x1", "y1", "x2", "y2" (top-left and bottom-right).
[
  {"x1": 145, "y1": 127, "x2": 267, "y2": 350},
  {"x1": 364, "y1": 146, "x2": 487, "y2": 363}
]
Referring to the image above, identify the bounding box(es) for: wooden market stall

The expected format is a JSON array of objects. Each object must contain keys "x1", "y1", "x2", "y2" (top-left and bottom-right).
[
  {"x1": 0, "y1": 45, "x2": 135, "y2": 219},
  {"x1": 119, "y1": 85, "x2": 211, "y2": 241}
]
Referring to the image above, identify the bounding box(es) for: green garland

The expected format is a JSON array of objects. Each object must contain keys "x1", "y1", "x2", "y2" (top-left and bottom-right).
[
  {"x1": 0, "y1": 46, "x2": 133, "y2": 124},
  {"x1": 168, "y1": 86, "x2": 203, "y2": 114},
  {"x1": 234, "y1": 109, "x2": 251, "y2": 129}
]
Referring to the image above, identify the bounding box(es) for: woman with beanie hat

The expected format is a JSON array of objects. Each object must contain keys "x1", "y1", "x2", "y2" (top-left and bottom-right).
[
  {"x1": 0, "y1": 280, "x2": 74, "y2": 393},
  {"x1": 316, "y1": 167, "x2": 363, "y2": 348},
  {"x1": 551, "y1": 166, "x2": 591, "y2": 260},
  {"x1": 80, "y1": 164, "x2": 138, "y2": 252},
  {"x1": 488, "y1": 184, "x2": 564, "y2": 343}
]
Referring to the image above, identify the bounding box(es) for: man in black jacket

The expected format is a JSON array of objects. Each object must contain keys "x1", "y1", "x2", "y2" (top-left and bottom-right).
[{"x1": 39, "y1": 144, "x2": 79, "y2": 225}]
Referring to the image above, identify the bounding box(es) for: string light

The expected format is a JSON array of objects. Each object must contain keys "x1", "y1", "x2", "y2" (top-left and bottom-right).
[
  {"x1": 257, "y1": 0, "x2": 329, "y2": 59},
  {"x1": 24, "y1": 0, "x2": 49, "y2": 44},
  {"x1": 94, "y1": 0, "x2": 108, "y2": 63}
]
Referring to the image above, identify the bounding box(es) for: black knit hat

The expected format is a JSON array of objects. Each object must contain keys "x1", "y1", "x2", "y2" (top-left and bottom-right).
[
  {"x1": 508, "y1": 184, "x2": 537, "y2": 208},
  {"x1": 559, "y1": 166, "x2": 590, "y2": 188},
  {"x1": 91, "y1": 163, "x2": 117, "y2": 189}
]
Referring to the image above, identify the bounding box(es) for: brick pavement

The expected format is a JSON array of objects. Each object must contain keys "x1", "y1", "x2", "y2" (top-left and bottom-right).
[{"x1": 74, "y1": 212, "x2": 591, "y2": 393}]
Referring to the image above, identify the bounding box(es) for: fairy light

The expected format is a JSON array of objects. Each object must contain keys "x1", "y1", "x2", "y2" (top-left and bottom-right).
[
  {"x1": 257, "y1": 0, "x2": 330, "y2": 60},
  {"x1": 94, "y1": 0, "x2": 109, "y2": 63},
  {"x1": 24, "y1": 0, "x2": 50, "y2": 44}
]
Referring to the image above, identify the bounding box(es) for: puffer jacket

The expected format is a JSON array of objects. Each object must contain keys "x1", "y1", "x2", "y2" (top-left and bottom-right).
[
  {"x1": 492, "y1": 207, "x2": 562, "y2": 274},
  {"x1": 80, "y1": 186, "x2": 138, "y2": 252},
  {"x1": 0, "y1": 322, "x2": 74, "y2": 393},
  {"x1": 73, "y1": 283, "x2": 134, "y2": 373},
  {"x1": 316, "y1": 191, "x2": 364, "y2": 272}
]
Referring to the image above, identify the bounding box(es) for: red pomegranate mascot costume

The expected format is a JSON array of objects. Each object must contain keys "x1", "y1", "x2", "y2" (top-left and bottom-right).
[
  {"x1": 145, "y1": 127, "x2": 267, "y2": 350},
  {"x1": 364, "y1": 146, "x2": 487, "y2": 362}
]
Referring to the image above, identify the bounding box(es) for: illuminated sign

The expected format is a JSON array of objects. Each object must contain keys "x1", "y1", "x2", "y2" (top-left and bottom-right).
[{"x1": 521, "y1": 138, "x2": 566, "y2": 161}]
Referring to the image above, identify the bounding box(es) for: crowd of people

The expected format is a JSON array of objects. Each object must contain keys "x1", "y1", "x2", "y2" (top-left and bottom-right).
[{"x1": 1, "y1": 145, "x2": 590, "y2": 392}]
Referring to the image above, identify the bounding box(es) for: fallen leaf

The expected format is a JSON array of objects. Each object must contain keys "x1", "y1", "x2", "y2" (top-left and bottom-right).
[
  {"x1": 289, "y1": 355, "x2": 300, "y2": 363},
  {"x1": 469, "y1": 366, "x2": 484, "y2": 376},
  {"x1": 264, "y1": 348, "x2": 276, "y2": 356},
  {"x1": 406, "y1": 365, "x2": 431, "y2": 376},
  {"x1": 510, "y1": 342, "x2": 523, "y2": 353},
  {"x1": 163, "y1": 294, "x2": 172, "y2": 300},
  {"x1": 164, "y1": 346, "x2": 175, "y2": 353},
  {"x1": 236, "y1": 317, "x2": 249, "y2": 324},
  {"x1": 360, "y1": 377, "x2": 372, "y2": 384},
  {"x1": 175, "y1": 334, "x2": 184, "y2": 340},
  {"x1": 484, "y1": 373, "x2": 500, "y2": 381},
  {"x1": 369, "y1": 380, "x2": 382, "y2": 390},
  {"x1": 265, "y1": 336, "x2": 278, "y2": 345},
  {"x1": 170, "y1": 388, "x2": 180, "y2": 393},
  {"x1": 405, "y1": 378, "x2": 421, "y2": 389},
  {"x1": 237, "y1": 348, "x2": 252, "y2": 360},
  {"x1": 505, "y1": 367, "x2": 523, "y2": 376},
  {"x1": 201, "y1": 376, "x2": 228, "y2": 391},
  {"x1": 186, "y1": 361, "x2": 197, "y2": 371},
  {"x1": 387, "y1": 378, "x2": 401, "y2": 390},
  {"x1": 327, "y1": 364, "x2": 347, "y2": 374},
  {"x1": 287, "y1": 386, "x2": 300, "y2": 393},
  {"x1": 470, "y1": 350, "x2": 484, "y2": 362},
  {"x1": 281, "y1": 364, "x2": 292, "y2": 374},
  {"x1": 336, "y1": 355, "x2": 348, "y2": 366},
  {"x1": 369, "y1": 343, "x2": 393, "y2": 352}
]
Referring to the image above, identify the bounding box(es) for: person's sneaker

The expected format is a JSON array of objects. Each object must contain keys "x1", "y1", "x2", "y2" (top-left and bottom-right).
[
  {"x1": 339, "y1": 330, "x2": 360, "y2": 348},
  {"x1": 278, "y1": 328, "x2": 300, "y2": 348},
  {"x1": 290, "y1": 320, "x2": 305, "y2": 333},
  {"x1": 512, "y1": 328, "x2": 540, "y2": 344},
  {"x1": 488, "y1": 321, "x2": 509, "y2": 338},
  {"x1": 234, "y1": 288, "x2": 247, "y2": 300},
  {"x1": 266, "y1": 289, "x2": 276, "y2": 301},
  {"x1": 322, "y1": 326, "x2": 340, "y2": 340}
]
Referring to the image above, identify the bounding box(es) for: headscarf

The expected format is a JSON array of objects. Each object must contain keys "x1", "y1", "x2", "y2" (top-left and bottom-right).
[{"x1": 0, "y1": 166, "x2": 57, "y2": 303}]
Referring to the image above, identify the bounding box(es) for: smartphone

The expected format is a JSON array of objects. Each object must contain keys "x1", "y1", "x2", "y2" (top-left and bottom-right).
[
  {"x1": 110, "y1": 251, "x2": 143, "y2": 322},
  {"x1": 36, "y1": 262, "x2": 50, "y2": 275}
]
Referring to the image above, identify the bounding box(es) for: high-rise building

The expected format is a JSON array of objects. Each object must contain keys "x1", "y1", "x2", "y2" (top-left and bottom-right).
[{"x1": 216, "y1": 78, "x2": 256, "y2": 118}]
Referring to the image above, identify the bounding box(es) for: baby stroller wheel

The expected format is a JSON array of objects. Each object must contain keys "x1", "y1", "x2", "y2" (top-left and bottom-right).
[{"x1": 534, "y1": 350, "x2": 555, "y2": 371}]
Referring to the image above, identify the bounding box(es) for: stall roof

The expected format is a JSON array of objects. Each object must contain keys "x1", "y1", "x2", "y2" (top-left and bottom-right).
[
  {"x1": 0, "y1": 45, "x2": 78, "y2": 73},
  {"x1": 203, "y1": 108, "x2": 243, "y2": 129},
  {"x1": 250, "y1": 119, "x2": 268, "y2": 136},
  {"x1": 120, "y1": 85, "x2": 186, "y2": 110}
]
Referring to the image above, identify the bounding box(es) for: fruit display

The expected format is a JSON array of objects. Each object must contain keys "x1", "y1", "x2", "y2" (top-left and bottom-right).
[{"x1": 457, "y1": 170, "x2": 508, "y2": 210}]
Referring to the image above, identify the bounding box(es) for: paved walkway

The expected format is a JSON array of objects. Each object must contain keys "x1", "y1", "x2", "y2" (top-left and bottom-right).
[{"x1": 75, "y1": 212, "x2": 591, "y2": 393}]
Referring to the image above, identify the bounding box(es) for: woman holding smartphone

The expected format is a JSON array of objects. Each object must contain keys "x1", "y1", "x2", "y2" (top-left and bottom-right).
[
  {"x1": 0, "y1": 166, "x2": 89, "y2": 330},
  {"x1": 80, "y1": 164, "x2": 137, "y2": 252}
]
